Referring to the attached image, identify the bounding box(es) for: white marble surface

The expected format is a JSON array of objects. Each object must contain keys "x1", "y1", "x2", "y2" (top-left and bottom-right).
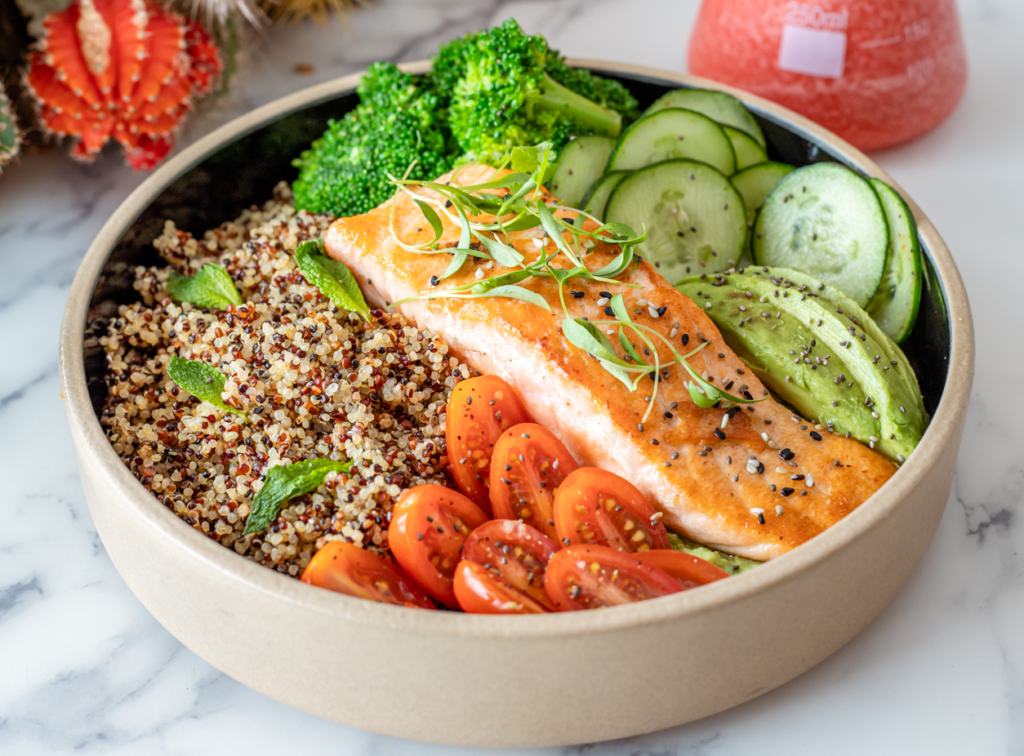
[{"x1": 1, "y1": 0, "x2": 1022, "y2": 753}]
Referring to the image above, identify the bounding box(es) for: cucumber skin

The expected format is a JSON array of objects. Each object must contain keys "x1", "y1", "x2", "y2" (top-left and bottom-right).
[
  {"x1": 580, "y1": 170, "x2": 630, "y2": 221},
  {"x1": 752, "y1": 163, "x2": 889, "y2": 308},
  {"x1": 548, "y1": 136, "x2": 615, "y2": 208},
  {"x1": 866, "y1": 179, "x2": 923, "y2": 344},
  {"x1": 645, "y1": 88, "x2": 766, "y2": 148},
  {"x1": 677, "y1": 267, "x2": 926, "y2": 462},
  {"x1": 607, "y1": 108, "x2": 737, "y2": 177},
  {"x1": 730, "y1": 162, "x2": 794, "y2": 254},
  {"x1": 723, "y1": 126, "x2": 767, "y2": 173},
  {"x1": 605, "y1": 159, "x2": 747, "y2": 284}
]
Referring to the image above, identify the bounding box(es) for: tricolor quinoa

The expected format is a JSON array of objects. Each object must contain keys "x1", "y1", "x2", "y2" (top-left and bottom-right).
[{"x1": 96, "y1": 184, "x2": 469, "y2": 576}]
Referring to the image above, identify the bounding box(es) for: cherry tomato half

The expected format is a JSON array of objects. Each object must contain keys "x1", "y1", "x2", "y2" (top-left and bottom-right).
[
  {"x1": 388, "y1": 484, "x2": 489, "y2": 608},
  {"x1": 635, "y1": 550, "x2": 731, "y2": 590},
  {"x1": 553, "y1": 468, "x2": 670, "y2": 553},
  {"x1": 489, "y1": 423, "x2": 578, "y2": 541},
  {"x1": 446, "y1": 376, "x2": 531, "y2": 513},
  {"x1": 545, "y1": 544, "x2": 683, "y2": 611},
  {"x1": 301, "y1": 541, "x2": 435, "y2": 609},
  {"x1": 455, "y1": 561, "x2": 546, "y2": 614},
  {"x1": 455, "y1": 519, "x2": 558, "y2": 614}
]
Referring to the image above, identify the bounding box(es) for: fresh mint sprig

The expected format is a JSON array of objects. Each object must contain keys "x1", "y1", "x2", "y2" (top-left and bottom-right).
[
  {"x1": 167, "y1": 264, "x2": 243, "y2": 310},
  {"x1": 167, "y1": 356, "x2": 246, "y2": 419},
  {"x1": 244, "y1": 458, "x2": 352, "y2": 535},
  {"x1": 294, "y1": 239, "x2": 371, "y2": 321}
]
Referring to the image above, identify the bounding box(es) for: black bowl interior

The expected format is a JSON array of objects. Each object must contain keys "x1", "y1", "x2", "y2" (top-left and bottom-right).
[{"x1": 84, "y1": 71, "x2": 950, "y2": 419}]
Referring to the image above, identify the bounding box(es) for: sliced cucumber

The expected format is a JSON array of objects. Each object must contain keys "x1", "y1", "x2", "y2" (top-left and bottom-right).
[
  {"x1": 644, "y1": 88, "x2": 766, "y2": 148},
  {"x1": 605, "y1": 159, "x2": 746, "y2": 283},
  {"x1": 865, "y1": 179, "x2": 923, "y2": 344},
  {"x1": 730, "y1": 162, "x2": 794, "y2": 253},
  {"x1": 549, "y1": 136, "x2": 615, "y2": 208},
  {"x1": 607, "y1": 108, "x2": 736, "y2": 177},
  {"x1": 723, "y1": 126, "x2": 767, "y2": 172},
  {"x1": 581, "y1": 170, "x2": 630, "y2": 221},
  {"x1": 752, "y1": 163, "x2": 889, "y2": 307}
]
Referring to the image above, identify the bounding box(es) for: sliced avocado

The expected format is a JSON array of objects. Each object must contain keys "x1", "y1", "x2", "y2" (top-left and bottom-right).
[
  {"x1": 767, "y1": 267, "x2": 927, "y2": 421},
  {"x1": 677, "y1": 267, "x2": 926, "y2": 463}
]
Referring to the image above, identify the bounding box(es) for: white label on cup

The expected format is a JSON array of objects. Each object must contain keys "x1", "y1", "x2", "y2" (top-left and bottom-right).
[{"x1": 777, "y1": 24, "x2": 847, "y2": 78}]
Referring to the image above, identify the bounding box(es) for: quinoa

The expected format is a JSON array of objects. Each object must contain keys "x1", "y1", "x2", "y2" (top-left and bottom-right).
[{"x1": 96, "y1": 183, "x2": 469, "y2": 577}]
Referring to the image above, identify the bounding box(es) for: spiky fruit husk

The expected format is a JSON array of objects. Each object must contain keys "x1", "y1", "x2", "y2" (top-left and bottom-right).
[
  {"x1": 0, "y1": 82, "x2": 22, "y2": 170},
  {"x1": 24, "y1": 0, "x2": 223, "y2": 170}
]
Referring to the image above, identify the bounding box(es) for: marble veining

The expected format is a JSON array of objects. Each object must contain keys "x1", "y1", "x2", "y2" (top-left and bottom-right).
[{"x1": 1, "y1": 0, "x2": 1022, "y2": 753}]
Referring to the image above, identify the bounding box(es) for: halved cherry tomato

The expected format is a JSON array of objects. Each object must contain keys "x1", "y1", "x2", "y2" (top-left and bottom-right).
[
  {"x1": 553, "y1": 468, "x2": 671, "y2": 553},
  {"x1": 636, "y1": 550, "x2": 731, "y2": 590},
  {"x1": 455, "y1": 519, "x2": 558, "y2": 613},
  {"x1": 301, "y1": 541, "x2": 435, "y2": 609},
  {"x1": 388, "y1": 485, "x2": 489, "y2": 607},
  {"x1": 455, "y1": 561, "x2": 547, "y2": 614},
  {"x1": 446, "y1": 376, "x2": 531, "y2": 513},
  {"x1": 545, "y1": 544, "x2": 683, "y2": 611},
  {"x1": 489, "y1": 423, "x2": 578, "y2": 541}
]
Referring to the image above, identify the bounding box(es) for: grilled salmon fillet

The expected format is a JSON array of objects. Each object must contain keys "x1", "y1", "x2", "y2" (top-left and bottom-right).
[{"x1": 325, "y1": 165, "x2": 897, "y2": 560}]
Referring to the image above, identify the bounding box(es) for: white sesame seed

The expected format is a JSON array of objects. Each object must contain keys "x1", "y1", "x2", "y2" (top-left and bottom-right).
[{"x1": 775, "y1": 505, "x2": 784, "y2": 516}]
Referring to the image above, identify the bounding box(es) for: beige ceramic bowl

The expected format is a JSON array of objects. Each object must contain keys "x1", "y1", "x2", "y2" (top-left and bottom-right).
[{"x1": 60, "y1": 61, "x2": 974, "y2": 747}]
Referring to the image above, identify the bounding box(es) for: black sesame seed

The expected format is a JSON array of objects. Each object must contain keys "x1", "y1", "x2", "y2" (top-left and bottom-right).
[
  {"x1": 809, "y1": 431, "x2": 822, "y2": 441},
  {"x1": 781, "y1": 487, "x2": 795, "y2": 497},
  {"x1": 714, "y1": 428, "x2": 726, "y2": 440},
  {"x1": 603, "y1": 306, "x2": 614, "y2": 316}
]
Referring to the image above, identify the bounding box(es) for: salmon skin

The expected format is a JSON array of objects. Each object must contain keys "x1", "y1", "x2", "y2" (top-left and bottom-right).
[{"x1": 325, "y1": 165, "x2": 897, "y2": 560}]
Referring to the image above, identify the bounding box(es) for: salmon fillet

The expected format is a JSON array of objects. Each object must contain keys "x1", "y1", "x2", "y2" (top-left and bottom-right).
[{"x1": 325, "y1": 165, "x2": 897, "y2": 560}]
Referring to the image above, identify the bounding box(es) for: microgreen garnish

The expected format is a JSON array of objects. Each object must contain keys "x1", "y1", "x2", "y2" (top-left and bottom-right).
[
  {"x1": 167, "y1": 356, "x2": 246, "y2": 419},
  {"x1": 167, "y1": 264, "x2": 243, "y2": 310},
  {"x1": 294, "y1": 239, "x2": 371, "y2": 321},
  {"x1": 244, "y1": 458, "x2": 352, "y2": 535},
  {"x1": 387, "y1": 143, "x2": 764, "y2": 418}
]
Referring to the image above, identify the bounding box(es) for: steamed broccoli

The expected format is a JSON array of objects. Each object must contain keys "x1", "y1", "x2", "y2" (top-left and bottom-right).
[
  {"x1": 292, "y1": 21, "x2": 643, "y2": 217},
  {"x1": 434, "y1": 20, "x2": 639, "y2": 166},
  {"x1": 292, "y1": 62, "x2": 454, "y2": 217}
]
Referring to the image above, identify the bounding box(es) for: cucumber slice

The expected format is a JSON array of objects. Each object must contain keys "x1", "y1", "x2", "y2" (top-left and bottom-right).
[
  {"x1": 605, "y1": 159, "x2": 746, "y2": 283},
  {"x1": 752, "y1": 163, "x2": 889, "y2": 308},
  {"x1": 581, "y1": 170, "x2": 630, "y2": 221},
  {"x1": 865, "y1": 179, "x2": 923, "y2": 344},
  {"x1": 644, "y1": 88, "x2": 766, "y2": 148},
  {"x1": 730, "y1": 162, "x2": 794, "y2": 253},
  {"x1": 548, "y1": 136, "x2": 615, "y2": 208},
  {"x1": 607, "y1": 108, "x2": 736, "y2": 177},
  {"x1": 723, "y1": 126, "x2": 767, "y2": 172}
]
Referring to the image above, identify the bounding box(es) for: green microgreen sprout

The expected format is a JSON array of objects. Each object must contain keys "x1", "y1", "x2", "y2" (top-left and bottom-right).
[{"x1": 386, "y1": 143, "x2": 764, "y2": 419}]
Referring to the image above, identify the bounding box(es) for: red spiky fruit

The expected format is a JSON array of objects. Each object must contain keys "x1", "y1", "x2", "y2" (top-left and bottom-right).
[{"x1": 25, "y1": 0, "x2": 222, "y2": 170}]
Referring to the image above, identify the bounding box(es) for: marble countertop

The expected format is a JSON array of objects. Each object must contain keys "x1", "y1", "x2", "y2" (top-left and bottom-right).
[{"x1": 2, "y1": 0, "x2": 1022, "y2": 753}]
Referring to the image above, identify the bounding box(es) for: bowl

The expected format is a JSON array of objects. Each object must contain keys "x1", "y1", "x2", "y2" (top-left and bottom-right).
[{"x1": 59, "y1": 60, "x2": 974, "y2": 747}]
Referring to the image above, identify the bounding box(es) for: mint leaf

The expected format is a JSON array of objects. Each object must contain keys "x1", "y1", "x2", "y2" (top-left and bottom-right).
[
  {"x1": 244, "y1": 458, "x2": 352, "y2": 535},
  {"x1": 167, "y1": 356, "x2": 246, "y2": 418},
  {"x1": 294, "y1": 239, "x2": 370, "y2": 320},
  {"x1": 167, "y1": 264, "x2": 242, "y2": 310}
]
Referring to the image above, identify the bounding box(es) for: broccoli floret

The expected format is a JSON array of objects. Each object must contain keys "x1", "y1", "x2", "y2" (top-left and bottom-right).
[
  {"x1": 544, "y1": 56, "x2": 641, "y2": 125},
  {"x1": 437, "y1": 20, "x2": 629, "y2": 166},
  {"x1": 292, "y1": 62, "x2": 454, "y2": 217}
]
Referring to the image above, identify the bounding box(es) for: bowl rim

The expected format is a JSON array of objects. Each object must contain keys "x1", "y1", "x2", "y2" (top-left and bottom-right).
[{"x1": 59, "y1": 59, "x2": 975, "y2": 639}]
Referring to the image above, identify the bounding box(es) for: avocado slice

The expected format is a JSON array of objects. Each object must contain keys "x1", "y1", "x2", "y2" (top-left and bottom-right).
[{"x1": 677, "y1": 267, "x2": 926, "y2": 463}]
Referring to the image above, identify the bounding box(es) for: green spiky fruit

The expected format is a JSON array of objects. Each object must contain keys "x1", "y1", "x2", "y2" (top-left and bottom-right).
[{"x1": 0, "y1": 81, "x2": 21, "y2": 171}]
